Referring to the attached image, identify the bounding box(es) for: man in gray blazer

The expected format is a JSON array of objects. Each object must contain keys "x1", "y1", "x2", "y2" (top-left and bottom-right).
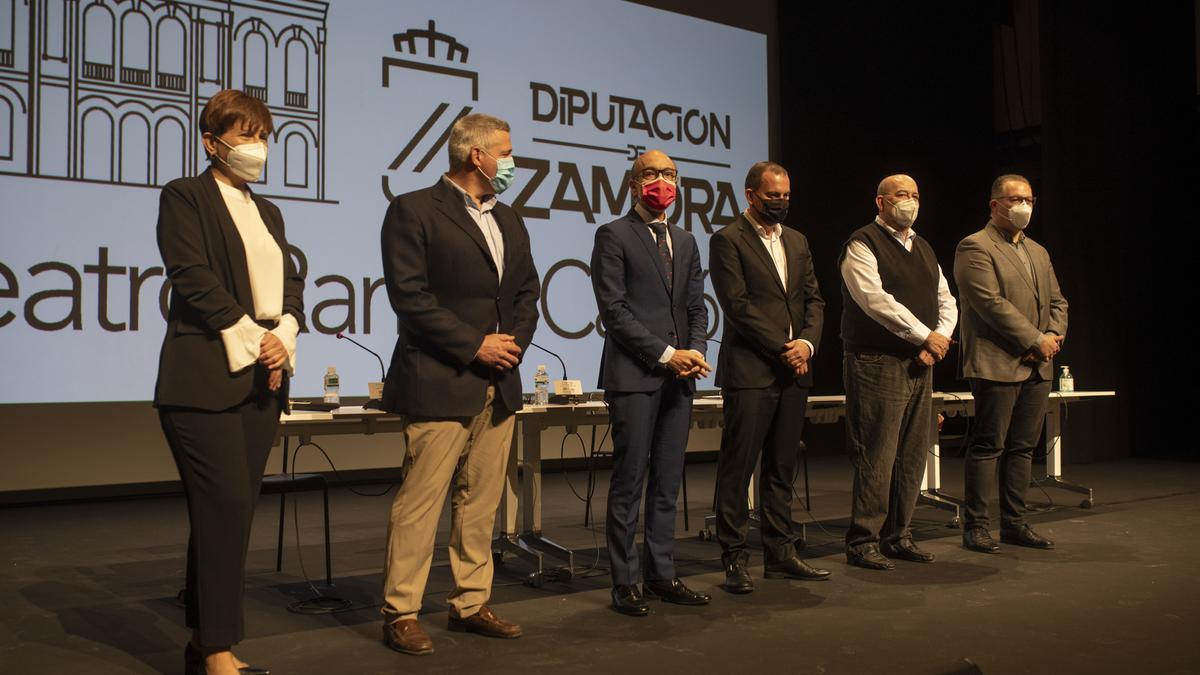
[{"x1": 954, "y1": 174, "x2": 1068, "y2": 553}]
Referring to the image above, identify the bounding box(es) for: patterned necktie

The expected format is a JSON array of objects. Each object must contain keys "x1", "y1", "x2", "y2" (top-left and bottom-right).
[{"x1": 649, "y1": 221, "x2": 672, "y2": 291}]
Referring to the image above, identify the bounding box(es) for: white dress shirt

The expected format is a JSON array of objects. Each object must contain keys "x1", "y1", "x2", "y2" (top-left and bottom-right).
[
  {"x1": 742, "y1": 208, "x2": 815, "y2": 357},
  {"x1": 840, "y1": 217, "x2": 958, "y2": 346},
  {"x1": 444, "y1": 175, "x2": 505, "y2": 279},
  {"x1": 216, "y1": 181, "x2": 299, "y2": 373}
]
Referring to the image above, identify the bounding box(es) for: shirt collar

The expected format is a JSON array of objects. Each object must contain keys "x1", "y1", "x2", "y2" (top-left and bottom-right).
[
  {"x1": 634, "y1": 202, "x2": 667, "y2": 226},
  {"x1": 744, "y1": 207, "x2": 780, "y2": 238},
  {"x1": 987, "y1": 219, "x2": 1025, "y2": 243},
  {"x1": 216, "y1": 179, "x2": 253, "y2": 204},
  {"x1": 874, "y1": 215, "x2": 916, "y2": 243},
  {"x1": 443, "y1": 174, "x2": 496, "y2": 213}
]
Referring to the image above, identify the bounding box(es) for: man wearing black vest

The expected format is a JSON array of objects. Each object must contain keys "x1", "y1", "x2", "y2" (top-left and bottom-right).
[{"x1": 840, "y1": 174, "x2": 958, "y2": 570}]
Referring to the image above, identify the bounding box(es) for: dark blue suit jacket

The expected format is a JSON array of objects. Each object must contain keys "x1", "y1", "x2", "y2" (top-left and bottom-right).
[
  {"x1": 590, "y1": 210, "x2": 708, "y2": 393},
  {"x1": 380, "y1": 179, "x2": 540, "y2": 417}
]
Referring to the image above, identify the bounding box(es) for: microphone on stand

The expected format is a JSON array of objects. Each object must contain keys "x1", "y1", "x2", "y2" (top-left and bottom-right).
[
  {"x1": 336, "y1": 332, "x2": 386, "y2": 409},
  {"x1": 529, "y1": 342, "x2": 584, "y2": 403}
]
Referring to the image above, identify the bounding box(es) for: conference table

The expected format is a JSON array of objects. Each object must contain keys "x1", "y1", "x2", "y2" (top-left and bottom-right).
[{"x1": 276, "y1": 390, "x2": 1114, "y2": 586}]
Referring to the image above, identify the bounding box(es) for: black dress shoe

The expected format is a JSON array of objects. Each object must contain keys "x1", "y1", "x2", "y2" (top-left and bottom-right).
[
  {"x1": 721, "y1": 550, "x2": 754, "y2": 594},
  {"x1": 846, "y1": 544, "x2": 896, "y2": 570},
  {"x1": 881, "y1": 539, "x2": 936, "y2": 563},
  {"x1": 764, "y1": 555, "x2": 831, "y2": 580},
  {"x1": 1000, "y1": 524, "x2": 1055, "y2": 549},
  {"x1": 962, "y1": 527, "x2": 1001, "y2": 553},
  {"x1": 611, "y1": 584, "x2": 649, "y2": 616},
  {"x1": 644, "y1": 578, "x2": 712, "y2": 605}
]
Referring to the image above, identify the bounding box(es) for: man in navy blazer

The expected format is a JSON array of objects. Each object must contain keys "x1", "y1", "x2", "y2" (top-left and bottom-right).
[
  {"x1": 379, "y1": 113, "x2": 539, "y2": 655},
  {"x1": 591, "y1": 150, "x2": 712, "y2": 616}
]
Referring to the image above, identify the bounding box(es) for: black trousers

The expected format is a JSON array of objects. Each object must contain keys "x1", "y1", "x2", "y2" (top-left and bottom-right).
[
  {"x1": 714, "y1": 382, "x2": 809, "y2": 562},
  {"x1": 159, "y1": 389, "x2": 280, "y2": 649},
  {"x1": 604, "y1": 380, "x2": 693, "y2": 586},
  {"x1": 963, "y1": 375, "x2": 1051, "y2": 530}
]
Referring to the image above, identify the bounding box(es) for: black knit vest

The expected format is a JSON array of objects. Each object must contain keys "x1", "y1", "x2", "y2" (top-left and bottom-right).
[{"x1": 839, "y1": 222, "x2": 939, "y2": 357}]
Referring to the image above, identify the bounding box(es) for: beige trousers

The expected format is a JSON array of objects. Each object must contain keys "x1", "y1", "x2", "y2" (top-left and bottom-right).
[{"x1": 382, "y1": 386, "x2": 515, "y2": 622}]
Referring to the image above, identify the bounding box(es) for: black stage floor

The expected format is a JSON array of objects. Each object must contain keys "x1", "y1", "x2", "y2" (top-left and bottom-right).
[{"x1": 2, "y1": 455, "x2": 1199, "y2": 674}]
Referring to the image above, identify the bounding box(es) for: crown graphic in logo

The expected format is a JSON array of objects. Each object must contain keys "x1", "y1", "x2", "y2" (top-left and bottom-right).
[{"x1": 381, "y1": 20, "x2": 481, "y2": 198}]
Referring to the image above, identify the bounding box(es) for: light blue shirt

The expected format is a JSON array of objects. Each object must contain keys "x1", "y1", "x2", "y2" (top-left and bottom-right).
[{"x1": 443, "y1": 175, "x2": 505, "y2": 279}]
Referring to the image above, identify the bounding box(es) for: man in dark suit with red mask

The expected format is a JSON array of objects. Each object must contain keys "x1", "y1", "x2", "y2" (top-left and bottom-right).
[{"x1": 590, "y1": 150, "x2": 712, "y2": 616}]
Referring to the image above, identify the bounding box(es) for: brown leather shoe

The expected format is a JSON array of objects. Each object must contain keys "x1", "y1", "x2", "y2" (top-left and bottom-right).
[
  {"x1": 382, "y1": 619, "x2": 434, "y2": 655},
  {"x1": 447, "y1": 605, "x2": 522, "y2": 639}
]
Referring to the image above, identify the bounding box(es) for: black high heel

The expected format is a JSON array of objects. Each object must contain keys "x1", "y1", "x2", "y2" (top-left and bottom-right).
[
  {"x1": 185, "y1": 641, "x2": 270, "y2": 675},
  {"x1": 184, "y1": 642, "x2": 206, "y2": 675}
]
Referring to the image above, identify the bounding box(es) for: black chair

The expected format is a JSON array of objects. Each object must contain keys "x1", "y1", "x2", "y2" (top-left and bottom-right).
[{"x1": 261, "y1": 472, "x2": 332, "y2": 586}]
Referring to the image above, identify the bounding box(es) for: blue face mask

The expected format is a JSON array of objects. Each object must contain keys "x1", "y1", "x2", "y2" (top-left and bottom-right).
[{"x1": 479, "y1": 150, "x2": 516, "y2": 195}]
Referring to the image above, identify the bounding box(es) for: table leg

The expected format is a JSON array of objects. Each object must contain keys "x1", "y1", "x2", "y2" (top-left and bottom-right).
[
  {"x1": 1032, "y1": 396, "x2": 1095, "y2": 508},
  {"x1": 492, "y1": 414, "x2": 574, "y2": 586},
  {"x1": 918, "y1": 401, "x2": 962, "y2": 527}
]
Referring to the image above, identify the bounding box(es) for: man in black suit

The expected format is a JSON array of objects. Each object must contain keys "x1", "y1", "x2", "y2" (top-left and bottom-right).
[
  {"x1": 591, "y1": 150, "x2": 712, "y2": 616},
  {"x1": 378, "y1": 113, "x2": 539, "y2": 655},
  {"x1": 709, "y1": 161, "x2": 830, "y2": 594}
]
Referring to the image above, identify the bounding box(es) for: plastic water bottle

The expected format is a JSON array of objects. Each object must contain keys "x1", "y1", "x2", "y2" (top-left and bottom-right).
[
  {"x1": 533, "y1": 364, "x2": 550, "y2": 406},
  {"x1": 323, "y1": 366, "x2": 340, "y2": 404},
  {"x1": 1058, "y1": 365, "x2": 1074, "y2": 392}
]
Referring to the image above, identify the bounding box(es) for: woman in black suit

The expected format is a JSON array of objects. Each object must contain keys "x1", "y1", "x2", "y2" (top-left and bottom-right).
[{"x1": 154, "y1": 89, "x2": 304, "y2": 675}]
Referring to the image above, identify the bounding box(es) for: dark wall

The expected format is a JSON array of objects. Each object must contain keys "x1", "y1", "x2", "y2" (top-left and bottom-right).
[
  {"x1": 778, "y1": 3, "x2": 1196, "y2": 461},
  {"x1": 777, "y1": 4, "x2": 993, "y2": 391},
  {"x1": 1038, "y1": 3, "x2": 1196, "y2": 459}
]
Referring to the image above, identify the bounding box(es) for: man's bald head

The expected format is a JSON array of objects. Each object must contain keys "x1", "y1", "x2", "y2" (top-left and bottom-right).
[
  {"x1": 877, "y1": 174, "x2": 917, "y2": 196},
  {"x1": 875, "y1": 174, "x2": 920, "y2": 230},
  {"x1": 632, "y1": 150, "x2": 676, "y2": 178}
]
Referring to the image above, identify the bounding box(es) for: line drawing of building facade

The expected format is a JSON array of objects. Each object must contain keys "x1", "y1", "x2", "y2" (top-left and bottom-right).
[{"x1": 0, "y1": 0, "x2": 330, "y2": 202}]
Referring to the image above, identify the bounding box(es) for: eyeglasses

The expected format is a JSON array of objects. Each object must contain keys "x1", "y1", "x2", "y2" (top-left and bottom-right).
[
  {"x1": 638, "y1": 168, "x2": 678, "y2": 182},
  {"x1": 998, "y1": 195, "x2": 1036, "y2": 206},
  {"x1": 883, "y1": 191, "x2": 920, "y2": 201}
]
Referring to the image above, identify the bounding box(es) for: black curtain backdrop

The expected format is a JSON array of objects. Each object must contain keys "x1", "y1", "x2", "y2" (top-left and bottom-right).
[{"x1": 776, "y1": 2, "x2": 1196, "y2": 461}]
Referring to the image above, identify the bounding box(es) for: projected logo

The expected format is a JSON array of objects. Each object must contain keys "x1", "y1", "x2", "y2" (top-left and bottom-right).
[
  {"x1": 0, "y1": 0, "x2": 330, "y2": 202},
  {"x1": 379, "y1": 20, "x2": 477, "y2": 201}
]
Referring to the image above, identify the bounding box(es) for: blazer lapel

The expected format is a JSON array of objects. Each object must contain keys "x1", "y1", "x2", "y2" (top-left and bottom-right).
[
  {"x1": 629, "y1": 213, "x2": 672, "y2": 297},
  {"x1": 783, "y1": 227, "x2": 803, "y2": 296},
  {"x1": 670, "y1": 226, "x2": 688, "y2": 303},
  {"x1": 201, "y1": 169, "x2": 254, "y2": 313},
  {"x1": 1030, "y1": 243, "x2": 1049, "y2": 311},
  {"x1": 433, "y1": 179, "x2": 499, "y2": 279},
  {"x1": 986, "y1": 224, "x2": 1037, "y2": 295},
  {"x1": 494, "y1": 206, "x2": 515, "y2": 285},
  {"x1": 739, "y1": 216, "x2": 787, "y2": 296}
]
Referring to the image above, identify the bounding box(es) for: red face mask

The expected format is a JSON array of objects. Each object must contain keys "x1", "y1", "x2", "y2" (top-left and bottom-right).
[{"x1": 639, "y1": 178, "x2": 677, "y2": 212}]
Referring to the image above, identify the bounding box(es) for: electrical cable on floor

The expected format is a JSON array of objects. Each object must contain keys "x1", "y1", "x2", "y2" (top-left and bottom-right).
[
  {"x1": 549, "y1": 399, "x2": 611, "y2": 580},
  {"x1": 789, "y1": 444, "x2": 843, "y2": 541},
  {"x1": 295, "y1": 439, "x2": 398, "y2": 498},
  {"x1": 1027, "y1": 395, "x2": 1071, "y2": 510},
  {"x1": 279, "y1": 444, "x2": 353, "y2": 615}
]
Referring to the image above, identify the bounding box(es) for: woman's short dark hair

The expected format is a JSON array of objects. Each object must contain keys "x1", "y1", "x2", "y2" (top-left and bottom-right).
[{"x1": 199, "y1": 89, "x2": 274, "y2": 137}]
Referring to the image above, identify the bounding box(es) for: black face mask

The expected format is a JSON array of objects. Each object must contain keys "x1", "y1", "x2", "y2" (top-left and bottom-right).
[{"x1": 754, "y1": 194, "x2": 789, "y2": 224}]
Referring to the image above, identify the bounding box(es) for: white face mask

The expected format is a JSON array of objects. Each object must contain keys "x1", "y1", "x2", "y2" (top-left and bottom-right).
[
  {"x1": 886, "y1": 197, "x2": 919, "y2": 229},
  {"x1": 1005, "y1": 202, "x2": 1033, "y2": 230},
  {"x1": 214, "y1": 137, "x2": 268, "y2": 182}
]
